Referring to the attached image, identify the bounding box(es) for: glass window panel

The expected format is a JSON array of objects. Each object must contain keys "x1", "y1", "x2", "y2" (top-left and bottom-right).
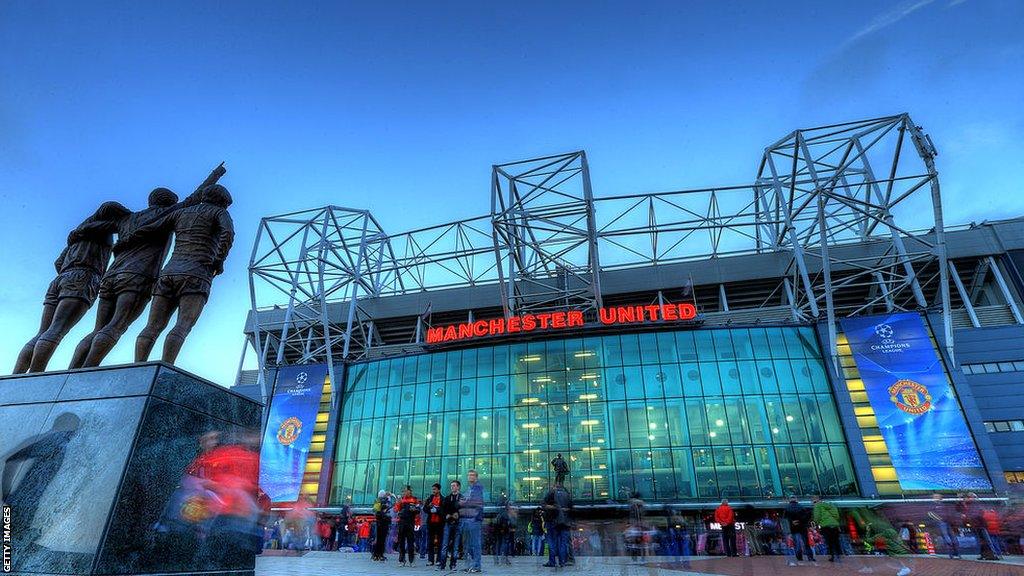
[
  {"x1": 799, "y1": 396, "x2": 826, "y2": 443},
  {"x1": 544, "y1": 339, "x2": 566, "y2": 373},
  {"x1": 797, "y1": 327, "x2": 821, "y2": 358},
  {"x1": 693, "y1": 447, "x2": 717, "y2": 498},
  {"x1": 766, "y1": 328, "x2": 789, "y2": 358},
  {"x1": 765, "y1": 397, "x2": 790, "y2": 442},
  {"x1": 402, "y1": 357, "x2": 417, "y2": 384},
  {"x1": 463, "y1": 349, "x2": 480, "y2": 378},
  {"x1": 445, "y1": 413, "x2": 461, "y2": 454},
  {"x1": 681, "y1": 363, "x2": 702, "y2": 397},
  {"x1": 493, "y1": 377, "x2": 510, "y2": 409},
  {"x1": 806, "y1": 359, "x2": 830, "y2": 392},
  {"x1": 712, "y1": 330, "x2": 735, "y2": 360},
  {"x1": 623, "y1": 366, "x2": 644, "y2": 400},
  {"x1": 604, "y1": 366, "x2": 627, "y2": 401},
  {"x1": 648, "y1": 401, "x2": 671, "y2": 448},
  {"x1": 415, "y1": 354, "x2": 430, "y2": 383},
  {"x1": 445, "y1": 380, "x2": 461, "y2": 412},
  {"x1": 548, "y1": 404, "x2": 571, "y2": 452},
  {"x1": 699, "y1": 362, "x2": 722, "y2": 396},
  {"x1": 368, "y1": 419, "x2": 384, "y2": 461},
  {"x1": 620, "y1": 334, "x2": 642, "y2": 366},
  {"x1": 459, "y1": 411, "x2": 476, "y2": 455},
  {"x1": 725, "y1": 397, "x2": 750, "y2": 444},
  {"x1": 754, "y1": 446, "x2": 781, "y2": 499},
  {"x1": 745, "y1": 398, "x2": 771, "y2": 444},
  {"x1": 715, "y1": 447, "x2": 740, "y2": 498},
  {"x1": 652, "y1": 449, "x2": 677, "y2": 499},
  {"x1": 430, "y1": 382, "x2": 446, "y2": 413},
  {"x1": 373, "y1": 389, "x2": 388, "y2": 417},
  {"x1": 737, "y1": 360, "x2": 761, "y2": 395},
  {"x1": 773, "y1": 360, "x2": 797, "y2": 394},
  {"x1": 676, "y1": 331, "x2": 698, "y2": 362},
  {"x1": 462, "y1": 378, "x2": 479, "y2": 410},
  {"x1": 602, "y1": 335, "x2": 623, "y2": 367},
  {"x1": 793, "y1": 445, "x2": 818, "y2": 495},
  {"x1": 781, "y1": 398, "x2": 809, "y2": 442},
  {"x1": 638, "y1": 332, "x2": 660, "y2": 363},
  {"x1": 673, "y1": 449, "x2": 696, "y2": 498},
  {"x1": 829, "y1": 445, "x2": 858, "y2": 495},
  {"x1": 790, "y1": 360, "x2": 815, "y2": 394},
  {"x1": 775, "y1": 445, "x2": 799, "y2": 496},
  {"x1": 694, "y1": 331, "x2": 715, "y2": 362},
  {"x1": 476, "y1": 347, "x2": 494, "y2": 377},
  {"x1": 665, "y1": 398, "x2": 688, "y2": 445},
  {"x1": 656, "y1": 332, "x2": 678, "y2": 364},
  {"x1": 643, "y1": 365, "x2": 666, "y2": 398},
  {"x1": 719, "y1": 361, "x2": 741, "y2": 395},
  {"x1": 400, "y1": 385, "x2": 416, "y2": 415},
  {"x1": 493, "y1": 345, "x2": 511, "y2": 376},
  {"x1": 510, "y1": 344, "x2": 529, "y2": 375},
  {"x1": 626, "y1": 402, "x2": 652, "y2": 448},
  {"x1": 431, "y1": 353, "x2": 447, "y2": 380},
  {"x1": 686, "y1": 398, "x2": 709, "y2": 446},
  {"x1": 732, "y1": 329, "x2": 753, "y2": 360},
  {"x1": 705, "y1": 399, "x2": 728, "y2": 445},
  {"x1": 757, "y1": 360, "x2": 779, "y2": 394},
  {"x1": 749, "y1": 328, "x2": 771, "y2": 359},
  {"x1": 385, "y1": 388, "x2": 400, "y2": 417},
  {"x1": 734, "y1": 446, "x2": 760, "y2": 498},
  {"x1": 660, "y1": 363, "x2": 682, "y2": 398}
]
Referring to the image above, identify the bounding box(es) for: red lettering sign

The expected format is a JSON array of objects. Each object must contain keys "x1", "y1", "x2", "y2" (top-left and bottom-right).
[{"x1": 425, "y1": 303, "x2": 698, "y2": 345}]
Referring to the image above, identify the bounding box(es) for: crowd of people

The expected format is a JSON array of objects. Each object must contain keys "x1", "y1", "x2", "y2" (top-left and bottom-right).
[{"x1": 261, "y1": 482, "x2": 1024, "y2": 571}]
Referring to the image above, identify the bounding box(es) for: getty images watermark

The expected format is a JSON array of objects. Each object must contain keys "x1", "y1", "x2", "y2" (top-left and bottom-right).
[{"x1": 2, "y1": 504, "x2": 11, "y2": 573}]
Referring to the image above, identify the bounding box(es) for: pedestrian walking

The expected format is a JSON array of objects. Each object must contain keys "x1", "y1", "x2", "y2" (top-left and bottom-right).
[
  {"x1": 784, "y1": 495, "x2": 815, "y2": 565},
  {"x1": 492, "y1": 503, "x2": 514, "y2": 565},
  {"x1": 927, "y1": 493, "x2": 960, "y2": 559},
  {"x1": 541, "y1": 483, "x2": 573, "y2": 568},
  {"x1": 715, "y1": 499, "x2": 738, "y2": 557},
  {"x1": 529, "y1": 508, "x2": 545, "y2": 556},
  {"x1": 394, "y1": 485, "x2": 422, "y2": 566},
  {"x1": 461, "y1": 469, "x2": 485, "y2": 573},
  {"x1": 812, "y1": 494, "x2": 842, "y2": 562},
  {"x1": 439, "y1": 480, "x2": 463, "y2": 571}
]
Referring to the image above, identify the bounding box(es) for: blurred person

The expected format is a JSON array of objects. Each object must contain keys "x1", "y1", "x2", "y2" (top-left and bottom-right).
[
  {"x1": 493, "y1": 503, "x2": 515, "y2": 565},
  {"x1": 461, "y1": 469, "x2": 485, "y2": 573},
  {"x1": 982, "y1": 505, "x2": 1004, "y2": 559},
  {"x1": 715, "y1": 498, "x2": 737, "y2": 557},
  {"x1": 439, "y1": 479, "x2": 463, "y2": 571},
  {"x1": 812, "y1": 494, "x2": 842, "y2": 562},
  {"x1": 424, "y1": 483, "x2": 445, "y2": 565},
  {"x1": 784, "y1": 495, "x2": 815, "y2": 565},
  {"x1": 394, "y1": 485, "x2": 422, "y2": 566},
  {"x1": 372, "y1": 490, "x2": 394, "y2": 561},
  {"x1": 357, "y1": 518, "x2": 371, "y2": 552},
  {"x1": 961, "y1": 492, "x2": 999, "y2": 560},
  {"x1": 542, "y1": 482, "x2": 573, "y2": 568},
  {"x1": 927, "y1": 493, "x2": 960, "y2": 559},
  {"x1": 529, "y1": 508, "x2": 545, "y2": 556}
]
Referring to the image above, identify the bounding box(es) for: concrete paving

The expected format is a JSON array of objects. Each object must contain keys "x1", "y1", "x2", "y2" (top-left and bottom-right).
[{"x1": 255, "y1": 552, "x2": 1024, "y2": 576}]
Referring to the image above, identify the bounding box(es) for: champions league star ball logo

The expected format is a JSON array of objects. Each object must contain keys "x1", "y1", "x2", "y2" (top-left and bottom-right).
[
  {"x1": 296, "y1": 371, "x2": 308, "y2": 384},
  {"x1": 277, "y1": 416, "x2": 303, "y2": 446},
  {"x1": 888, "y1": 379, "x2": 933, "y2": 415},
  {"x1": 875, "y1": 323, "x2": 894, "y2": 341}
]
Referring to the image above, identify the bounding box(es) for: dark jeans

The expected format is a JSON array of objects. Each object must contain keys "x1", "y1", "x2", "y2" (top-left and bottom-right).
[
  {"x1": 792, "y1": 531, "x2": 814, "y2": 561},
  {"x1": 821, "y1": 527, "x2": 841, "y2": 559},
  {"x1": 547, "y1": 525, "x2": 569, "y2": 566},
  {"x1": 397, "y1": 524, "x2": 417, "y2": 563},
  {"x1": 721, "y1": 525, "x2": 737, "y2": 557},
  {"x1": 427, "y1": 523, "x2": 443, "y2": 564},
  {"x1": 440, "y1": 523, "x2": 460, "y2": 569}
]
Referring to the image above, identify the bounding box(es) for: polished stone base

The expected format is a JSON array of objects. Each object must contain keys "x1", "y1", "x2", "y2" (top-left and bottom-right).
[{"x1": 0, "y1": 363, "x2": 262, "y2": 576}]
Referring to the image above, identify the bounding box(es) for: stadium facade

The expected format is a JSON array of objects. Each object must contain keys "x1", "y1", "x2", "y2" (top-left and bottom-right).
[{"x1": 238, "y1": 115, "x2": 1024, "y2": 513}]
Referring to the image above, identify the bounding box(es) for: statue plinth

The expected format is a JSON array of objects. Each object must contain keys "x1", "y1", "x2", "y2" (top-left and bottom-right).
[{"x1": 0, "y1": 363, "x2": 263, "y2": 576}]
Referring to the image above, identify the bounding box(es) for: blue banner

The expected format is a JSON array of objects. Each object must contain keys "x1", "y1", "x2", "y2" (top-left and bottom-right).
[
  {"x1": 840, "y1": 313, "x2": 991, "y2": 491},
  {"x1": 259, "y1": 364, "x2": 328, "y2": 502}
]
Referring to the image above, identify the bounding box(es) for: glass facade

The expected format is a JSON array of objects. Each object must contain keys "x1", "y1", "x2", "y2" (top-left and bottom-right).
[{"x1": 330, "y1": 326, "x2": 857, "y2": 506}]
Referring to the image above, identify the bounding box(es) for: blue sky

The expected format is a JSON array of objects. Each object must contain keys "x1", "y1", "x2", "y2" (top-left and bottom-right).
[{"x1": 1, "y1": 0, "x2": 1021, "y2": 385}]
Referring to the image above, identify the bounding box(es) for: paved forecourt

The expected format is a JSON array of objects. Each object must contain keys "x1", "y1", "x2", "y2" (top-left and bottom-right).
[{"x1": 256, "y1": 552, "x2": 1024, "y2": 576}]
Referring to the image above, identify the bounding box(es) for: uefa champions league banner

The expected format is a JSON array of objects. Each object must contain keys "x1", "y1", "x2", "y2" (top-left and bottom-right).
[
  {"x1": 259, "y1": 364, "x2": 328, "y2": 502},
  {"x1": 840, "y1": 313, "x2": 991, "y2": 491}
]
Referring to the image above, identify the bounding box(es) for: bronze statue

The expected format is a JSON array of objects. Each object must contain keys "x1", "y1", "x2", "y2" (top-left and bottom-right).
[
  {"x1": 14, "y1": 202, "x2": 132, "y2": 373},
  {"x1": 69, "y1": 165, "x2": 226, "y2": 368},
  {"x1": 130, "y1": 184, "x2": 235, "y2": 364}
]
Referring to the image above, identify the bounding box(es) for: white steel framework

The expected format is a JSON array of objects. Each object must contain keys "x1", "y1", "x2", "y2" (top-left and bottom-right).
[{"x1": 246, "y1": 114, "x2": 951, "y2": 383}]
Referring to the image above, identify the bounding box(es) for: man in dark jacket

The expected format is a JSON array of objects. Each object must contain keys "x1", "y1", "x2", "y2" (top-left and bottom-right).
[
  {"x1": 423, "y1": 483, "x2": 445, "y2": 565},
  {"x1": 542, "y1": 483, "x2": 573, "y2": 568},
  {"x1": 394, "y1": 485, "x2": 421, "y2": 566},
  {"x1": 438, "y1": 480, "x2": 462, "y2": 571},
  {"x1": 784, "y1": 496, "x2": 815, "y2": 565}
]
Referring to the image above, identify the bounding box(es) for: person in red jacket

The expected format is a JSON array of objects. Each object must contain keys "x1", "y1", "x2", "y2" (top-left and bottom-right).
[
  {"x1": 394, "y1": 485, "x2": 422, "y2": 566},
  {"x1": 715, "y1": 499, "x2": 738, "y2": 557},
  {"x1": 423, "y1": 483, "x2": 445, "y2": 565}
]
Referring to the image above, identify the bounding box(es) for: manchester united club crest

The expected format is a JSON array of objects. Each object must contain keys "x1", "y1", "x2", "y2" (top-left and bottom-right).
[
  {"x1": 277, "y1": 416, "x2": 303, "y2": 446},
  {"x1": 888, "y1": 379, "x2": 933, "y2": 415}
]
